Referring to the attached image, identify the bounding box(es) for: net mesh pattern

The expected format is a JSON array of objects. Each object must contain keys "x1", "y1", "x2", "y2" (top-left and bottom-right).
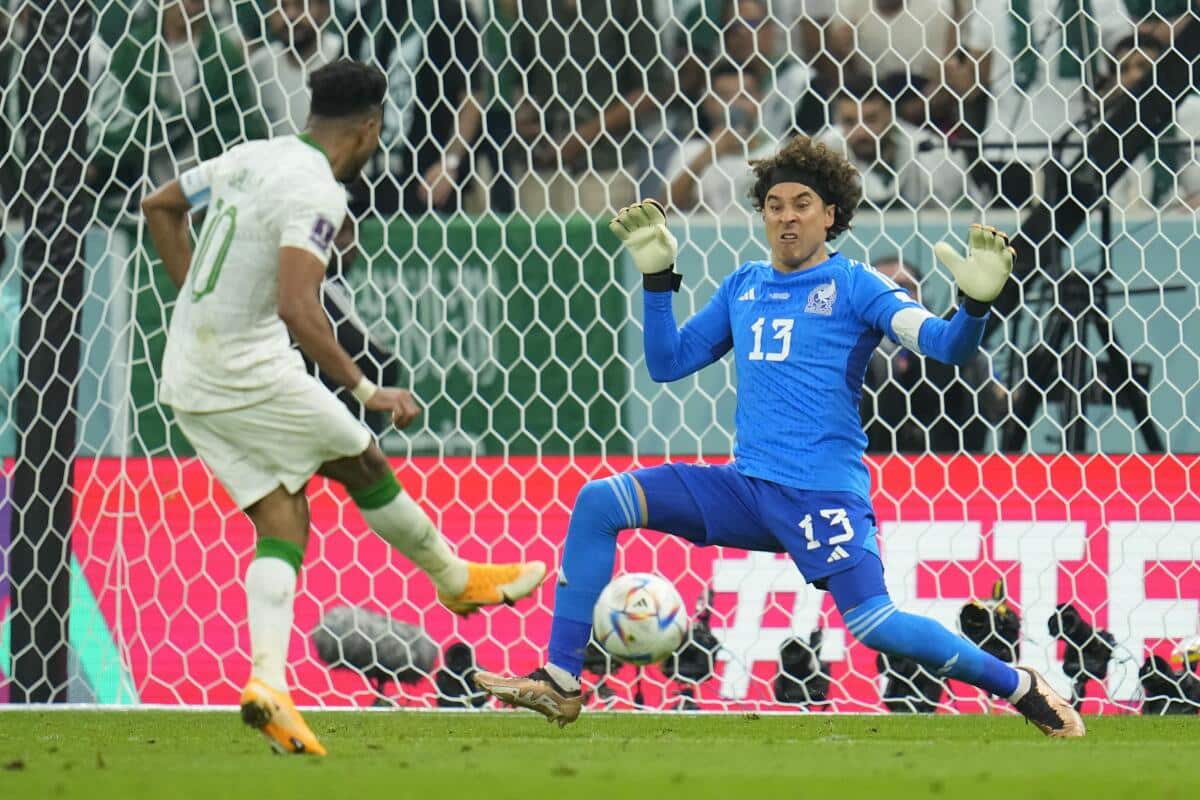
[{"x1": 0, "y1": 0, "x2": 1197, "y2": 713}]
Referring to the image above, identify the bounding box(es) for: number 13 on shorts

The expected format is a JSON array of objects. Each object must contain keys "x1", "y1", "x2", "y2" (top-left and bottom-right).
[{"x1": 798, "y1": 508, "x2": 856, "y2": 562}]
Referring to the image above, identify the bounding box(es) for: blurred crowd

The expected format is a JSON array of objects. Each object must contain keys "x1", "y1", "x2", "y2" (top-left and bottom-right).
[
  {"x1": 3, "y1": 0, "x2": 1189, "y2": 455},
  {"x1": 2, "y1": 0, "x2": 1193, "y2": 222}
]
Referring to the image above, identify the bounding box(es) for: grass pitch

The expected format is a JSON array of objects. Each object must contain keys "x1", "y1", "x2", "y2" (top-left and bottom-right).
[{"x1": 0, "y1": 710, "x2": 1196, "y2": 800}]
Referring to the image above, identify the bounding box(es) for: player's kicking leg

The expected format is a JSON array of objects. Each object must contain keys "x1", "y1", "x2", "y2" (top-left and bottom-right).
[
  {"x1": 240, "y1": 486, "x2": 327, "y2": 755},
  {"x1": 318, "y1": 443, "x2": 546, "y2": 616}
]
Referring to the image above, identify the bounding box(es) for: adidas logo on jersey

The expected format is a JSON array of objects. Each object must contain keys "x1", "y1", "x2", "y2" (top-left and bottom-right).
[
  {"x1": 826, "y1": 546, "x2": 850, "y2": 563},
  {"x1": 737, "y1": 287, "x2": 756, "y2": 302}
]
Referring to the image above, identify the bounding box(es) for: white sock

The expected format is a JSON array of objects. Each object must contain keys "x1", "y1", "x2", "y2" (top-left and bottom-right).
[
  {"x1": 245, "y1": 556, "x2": 297, "y2": 693},
  {"x1": 545, "y1": 662, "x2": 581, "y2": 693},
  {"x1": 360, "y1": 490, "x2": 468, "y2": 595},
  {"x1": 1006, "y1": 668, "x2": 1033, "y2": 704}
]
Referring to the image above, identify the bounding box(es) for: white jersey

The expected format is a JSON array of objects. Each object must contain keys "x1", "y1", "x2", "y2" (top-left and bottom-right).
[
  {"x1": 964, "y1": 0, "x2": 1130, "y2": 159},
  {"x1": 160, "y1": 135, "x2": 347, "y2": 413}
]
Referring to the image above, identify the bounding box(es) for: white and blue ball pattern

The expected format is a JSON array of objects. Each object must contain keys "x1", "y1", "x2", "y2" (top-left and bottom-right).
[{"x1": 592, "y1": 573, "x2": 688, "y2": 665}]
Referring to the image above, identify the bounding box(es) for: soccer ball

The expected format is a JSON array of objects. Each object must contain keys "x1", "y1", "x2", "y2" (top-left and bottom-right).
[{"x1": 592, "y1": 573, "x2": 688, "y2": 665}]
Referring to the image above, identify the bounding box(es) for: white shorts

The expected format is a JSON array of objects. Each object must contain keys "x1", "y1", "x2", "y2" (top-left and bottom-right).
[{"x1": 173, "y1": 371, "x2": 373, "y2": 509}]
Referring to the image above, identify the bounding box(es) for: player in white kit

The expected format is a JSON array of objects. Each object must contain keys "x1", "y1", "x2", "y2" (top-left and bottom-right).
[{"x1": 141, "y1": 61, "x2": 545, "y2": 755}]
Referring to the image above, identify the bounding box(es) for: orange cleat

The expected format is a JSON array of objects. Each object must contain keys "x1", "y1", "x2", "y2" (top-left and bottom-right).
[
  {"x1": 438, "y1": 561, "x2": 547, "y2": 616},
  {"x1": 240, "y1": 678, "x2": 327, "y2": 756}
]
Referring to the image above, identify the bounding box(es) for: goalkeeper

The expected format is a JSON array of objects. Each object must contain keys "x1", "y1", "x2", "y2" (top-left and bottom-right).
[{"x1": 476, "y1": 135, "x2": 1085, "y2": 738}]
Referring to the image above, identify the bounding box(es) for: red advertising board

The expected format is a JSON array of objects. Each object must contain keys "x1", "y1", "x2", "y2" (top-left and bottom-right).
[{"x1": 13, "y1": 455, "x2": 1200, "y2": 710}]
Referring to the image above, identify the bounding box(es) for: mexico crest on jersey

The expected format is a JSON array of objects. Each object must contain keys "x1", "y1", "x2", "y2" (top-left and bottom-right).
[{"x1": 804, "y1": 280, "x2": 837, "y2": 316}]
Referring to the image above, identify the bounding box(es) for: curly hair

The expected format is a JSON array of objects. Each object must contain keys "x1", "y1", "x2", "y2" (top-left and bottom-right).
[{"x1": 748, "y1": 135, "x2": 862, "y2": 242}]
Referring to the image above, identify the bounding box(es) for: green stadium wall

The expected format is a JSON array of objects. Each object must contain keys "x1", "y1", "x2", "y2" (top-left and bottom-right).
[{"x1": 1, "y1": 211, "x2": 1198, "y2": 456}]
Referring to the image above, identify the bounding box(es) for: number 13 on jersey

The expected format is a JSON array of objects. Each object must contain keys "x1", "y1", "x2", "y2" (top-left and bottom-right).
[{"x1": 748, "y1": 317, "x2": 794, "y2": 362}]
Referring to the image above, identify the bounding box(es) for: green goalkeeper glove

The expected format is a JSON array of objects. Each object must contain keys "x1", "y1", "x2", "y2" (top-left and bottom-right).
[
  {"x1": 933, "y1": 223, "x2": 1014, "y2": 310},
  {"x1": 608, "y1": 199, "x2": 681, "y2": 291}
]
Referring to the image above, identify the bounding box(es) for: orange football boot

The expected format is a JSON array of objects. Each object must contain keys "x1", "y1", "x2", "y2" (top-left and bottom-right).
[
  {"x1": 240, "y1": 678, "x2": 327, "y2": 756},
  {"x1": 438, "y1": 561, "x2": 547, "y2": 616}
]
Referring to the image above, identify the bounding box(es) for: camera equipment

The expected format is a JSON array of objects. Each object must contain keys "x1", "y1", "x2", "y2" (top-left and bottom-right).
[
  {"x1": 1047, "y1": 602, "x2": 1115, "y2": 708},
  {"x1": 980, "y1": 12, "x2": 1200, "y2": 452},
  {"x1": 582, "y1": 639, "x2": 620, "y2": 706},
  {"x1": 774, "y1": 629, "x2": 832, "y2": 706},
  {"x1": 433, "y1": 642, "x2": 487, "y2": 708},
  {"x1": 663, "y1": 604, "x2": 719, "y2": 685},
  {"x1": 583, "y1": 638, "x2": 614, "y2": 677},
  {"x1": 875, "y1": 652, "x2": 944, "y2": 713},
  {"x1": 959, "y1": 579, "x2": 1021, "y2": 663},
  {"x1": 311, "y1": 605, "x2": 437, "y2": 706},
  {"x1": 662, "y1": 590, "x2": 721, "y2": 710},
  {"x1": 1139, "y1": 654, "x2": 1200, "y2": 715}
]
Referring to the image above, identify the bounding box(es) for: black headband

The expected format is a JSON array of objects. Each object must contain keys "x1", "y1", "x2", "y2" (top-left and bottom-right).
[{"x1": 763, "y1": 167, "x2": 833, "y2": 205}]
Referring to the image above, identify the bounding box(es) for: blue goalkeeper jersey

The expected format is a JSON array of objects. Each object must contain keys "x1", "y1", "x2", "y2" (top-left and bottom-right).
[{"x1": 643, "y1": 251, "x2": 988, "y2": 501}]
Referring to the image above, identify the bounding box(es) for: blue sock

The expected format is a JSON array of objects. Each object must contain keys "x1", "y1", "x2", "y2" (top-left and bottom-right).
[
  {"x1": 547, "y1": 475, "x2": 641, "y2": 676},
  {"x1": 844, "y1": 595, "x2": 1020, "y2": 698}
]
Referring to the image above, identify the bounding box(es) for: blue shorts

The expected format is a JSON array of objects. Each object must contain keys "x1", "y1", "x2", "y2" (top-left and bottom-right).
[{"x1": 632, "y1": 462, "x2": 880, "y2": 584}]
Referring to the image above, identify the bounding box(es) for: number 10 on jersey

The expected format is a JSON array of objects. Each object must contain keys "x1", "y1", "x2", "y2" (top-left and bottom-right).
[{"x1": 190, "y1": 200, "x2": 238, "y2": 301}]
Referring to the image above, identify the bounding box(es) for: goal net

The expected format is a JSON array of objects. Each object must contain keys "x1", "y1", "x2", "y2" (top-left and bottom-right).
[{"x1": 1, "y1": 0, "x2": 1198, "y2": 713}]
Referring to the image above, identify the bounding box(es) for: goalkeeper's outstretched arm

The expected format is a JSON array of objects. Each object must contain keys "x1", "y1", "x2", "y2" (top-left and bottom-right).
[
  {"x1": 609, "y1": 200, "x2": 733, "y2": 383},
  {"x1": 874, "y1": 224, "x2": 1013, "y2": 367},
  {"x1": 642, "y1": 286, "x2": 734, "y2": 383},
  {"x1": 900, "y1": 303, "x2": 990, "y2": 366}
]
